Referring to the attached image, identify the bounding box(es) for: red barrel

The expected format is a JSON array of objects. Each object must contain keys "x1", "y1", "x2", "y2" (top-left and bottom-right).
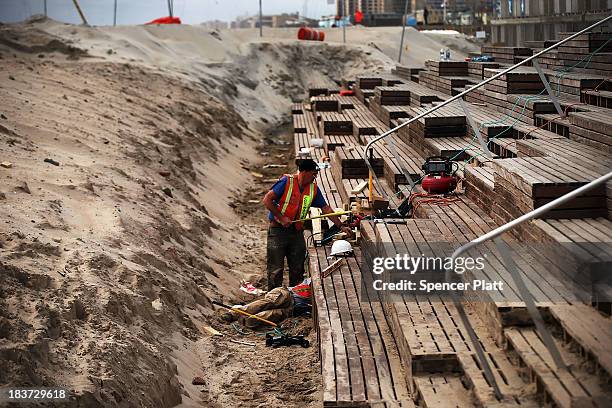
[{"x1": 297, "y1": 27, "x2": 325, "y2": 41}]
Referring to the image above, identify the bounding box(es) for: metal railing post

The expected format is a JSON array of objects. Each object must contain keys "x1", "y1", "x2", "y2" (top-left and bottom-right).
[{"x1": 532, "y1": 60, "x2": 564, "y2": 117}]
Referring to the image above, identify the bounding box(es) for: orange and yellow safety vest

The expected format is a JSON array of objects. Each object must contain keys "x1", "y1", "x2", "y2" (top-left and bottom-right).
[{"x1": 276, "y1": 173, "x2": 318, "y2": 231}]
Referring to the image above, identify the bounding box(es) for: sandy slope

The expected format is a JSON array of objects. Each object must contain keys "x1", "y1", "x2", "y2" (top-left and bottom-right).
[{"x1": 0, "y1": 19, "x2": 477, "y2": 407}]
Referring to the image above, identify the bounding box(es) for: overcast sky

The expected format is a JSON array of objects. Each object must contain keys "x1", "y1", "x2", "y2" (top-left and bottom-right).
[{"x1": 0, "y1": 0, "x2": 336, "y2": 25}]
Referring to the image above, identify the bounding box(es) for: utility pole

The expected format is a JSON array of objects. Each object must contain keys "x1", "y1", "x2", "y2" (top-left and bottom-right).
[
  {"x1": 167, "y1": 0, "x2": 173, "y2": 17},
  {"x1": 398, "y1": 0, "x2": 410, "y2": 62},
  {"x1": 113, "y1": 0, "x2": 117, "y2": 26},
  {"x1": 342, "y1": 1, "x2": 346, "y2": 43},
  {"x1": 71, "y1": 0, "x2": 89, "y2": 26},
  {"x1": 443, "y1": 0, "x2": 447, "y2": 28},
  {"x1": 44, "y1": 0, "x2": 47, "y2": 18},
  {"x1": 259, "y1": 0, "x2": 263, "y2": 37}
]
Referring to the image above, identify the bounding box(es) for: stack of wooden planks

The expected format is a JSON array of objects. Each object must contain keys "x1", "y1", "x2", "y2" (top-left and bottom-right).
[
  {"x1": 311, "y1": 96, "x2": 340, "y2": 113},
  {"x1": 292, "y1": 103, "x2": 319, "y2": 135},
  {"x1": 353, "y1": 75, "x2": 384, "y2": 103},
  {"x1": 582, "y1": 87, "x2": 612, "y2": 108},
  {"x1": 481, "y1": 46, "x2": 533, "y2": 65},
  {"x1": 557, "y1": 31, "x2": 612, "y2": 75},
  {"x1": 332, "y1": 146, "x2": 384, "y2": 179},
  {"x1": 567, "y1": 110, "x2": 612, "y2": 152},
  {"x1": 318, "y1": 112, "x2": 353, "y2": 136},
  {"x1": 424, "y1": 60, "x2": 469, "y2": 76},
  {"x1": 484, "y1": 68, "x2": 544, "y2": 95},
  {"x1": 391, "y1": 65, "x2": 424, "y2": 82},
  {"x1": 546, "y1": 72, "x2": 606, "y2": 102},
  {"x1": 309, "y1": 246, "x2": 414, "y2": 407},
  {"x1": 464, "y1": 164, "x2": 495, "y2": 216},
  {"x1": 372, "y1": 86, "x2": 411, "y2": 105},
  {"x1": 467, "y1": 61, "x2": 500, "y2": 79},
  {"x1": 491, "y1": 157, "x2": 609, "y2": 222},
  {"x1": 418, "y1": 71, "x2": 474, "y2": 96}
]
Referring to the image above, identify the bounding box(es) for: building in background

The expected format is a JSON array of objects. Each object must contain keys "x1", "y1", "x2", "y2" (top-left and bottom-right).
[
  {"x1": 201, "y1": 20, "x2": 229, "y2": 30},
  {"x1": 231, "y1": 13, "x2": 317, "y2": 29},
  {"x1": 490, "y1": 0, "x2": 611, "y2": 46},
  {"x1": 336, "y1": 0, "x2": 407, "y2": 16}
]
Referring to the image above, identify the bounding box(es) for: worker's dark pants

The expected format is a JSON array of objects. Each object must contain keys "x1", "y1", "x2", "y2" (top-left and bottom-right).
[{"x1": 267, "y1": 227, "x2": 306, "y2": 291}]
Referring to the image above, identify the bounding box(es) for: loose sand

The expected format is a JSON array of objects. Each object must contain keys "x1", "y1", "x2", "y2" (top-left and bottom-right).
[{"x1": 0, "y1": 18, "x2": 477, "y2": 407}]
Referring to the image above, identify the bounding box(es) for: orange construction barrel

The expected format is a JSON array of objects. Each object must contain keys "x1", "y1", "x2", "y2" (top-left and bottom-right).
[{"x1": 297, "y1": 27, "x2": 325, "y2": 41}]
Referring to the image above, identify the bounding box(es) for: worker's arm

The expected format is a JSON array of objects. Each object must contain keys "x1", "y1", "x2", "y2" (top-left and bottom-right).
[
  {"x1": 321, "y1": 205, "x2": 353, "y2": 238},
  {"x1": 263, "y1": 190, "x2": 291, "y2": 227}
]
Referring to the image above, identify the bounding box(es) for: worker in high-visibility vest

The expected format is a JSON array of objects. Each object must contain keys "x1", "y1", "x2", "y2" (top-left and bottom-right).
[{"x1": 262, "y1": 159, "x2": 352, "y2": 291}]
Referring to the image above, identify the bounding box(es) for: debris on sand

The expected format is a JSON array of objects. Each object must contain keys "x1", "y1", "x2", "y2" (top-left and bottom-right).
[{"x1": 44, "y1": 158, "x2": 60, "y2": 166}]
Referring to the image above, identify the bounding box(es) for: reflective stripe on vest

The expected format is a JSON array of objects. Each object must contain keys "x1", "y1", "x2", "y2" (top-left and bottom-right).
[
  {"x1": 280, "y1": 175, "x2": 294, "y2": 214},
  {"x1": 276, "y1": 174, "x2": 317, "y2": 230},
  {"x1": 299, "y1": 183, "x2": 315, "y2": 220}
]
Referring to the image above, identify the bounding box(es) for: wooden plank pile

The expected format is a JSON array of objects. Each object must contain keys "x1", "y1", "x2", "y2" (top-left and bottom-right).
[
  {"x1": 318, "y1": 112, "x2": 353, "y2": 136},
  {"x1": 292, "y1": 103, "x2": 319, "y2": 135},
  {"x1": 491, "y1": 157, "x2": 609, "y2": 222},
  {"x1": 467, "y1": 61, "x2": 500, "y2": 79},
  {"x1": 309, "y1": 246, "x2": 413, "y2": 407},
  {"x1": 549, "y1": 303, "x2": 612, "y2": 375},
  {"x1": 311, "y1": 96, "x2": 340, "y2": 113},
  {"x1": 409, "y1": 105, "x2": 466, "y2": 138},
  {"x1": 424, "y1": 60, "x2": 468, "y2": 76},
  {"x1": 391, "y1": 65, "x2": 424, "y2": 82},
  {"x1": 353, "y1": 75, "x2": 384, "y2": 103},
  {"x1": 515, "y1": 137, "x2": 611, "y2": 164},
  {"x1": 546, "y1": 72, "x2": 606, "y2": 102},
  {"x1": 345, "y1": 107, "x2": 386, "y2": 137},
  {"x1": 383, "y1": 137, "x2": 425, "y2": 190},
  {"x1": 307, "y1": 79, "x2": 336, "y2": 97},
  {"x1": 484, "y1": 67, "x2": 544, "y2": 94},
  {"x1": 503, "y1": 94, "x2": 558, "y2": 124},
  {"x1": 332, "y1": 146, "x2": 384, "y2": 179},
  {"x1": 301, "y1": 33, "x2": 612, "y2": 407},
  {"x1": 506, "y1": 326, "x2": 612, "y2": 408},
  {"x1": 370, "y1": 103, "x2": 412, "y2": 126},
  {"x1": 464, "y1": 165, "x2": 495, "y2": 216},
  {"x1": 359, "y1": 220, "x2": 557, "y2": 407},
  {"x1": 398, "y1": 80, "x2": 445, "y2": 107},
  {"x1": 372, "y1": 86, "x2": 411, "y2": 105},
  {"x1": 582, "y1": 88, "x2": 612, "y2": 108},
  {"x1": 534, "y1": 113, "x2": 570, "y2": 138},
  {"x1": 480, "y1": 46, "x2": 532, "y2": 65},
  {"x1": 360, "y1": 134, "x2": 425, "y2": 190},
  {"x1": 557, "y1": 32, "x2": 612, "y2": 75},
  {"x1": 568, "y1": 110, "x2": 612, "y2": 152},
  {"x1": 418, "y1": 71, "x2": 473, "y2": 96},
  {"x1": 323, "y1": 135, "x2": 354, "y2": 152}
]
